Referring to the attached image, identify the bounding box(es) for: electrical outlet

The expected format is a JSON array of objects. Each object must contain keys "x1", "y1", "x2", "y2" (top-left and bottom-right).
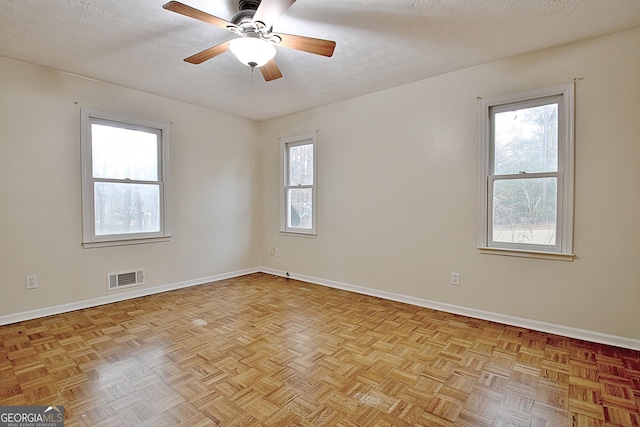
[
  {"x1": 269, "y1": 248, "x2": 275, "y2": 256},
  {"x1": 275, "y1": 248, "x2": 280, "y2": 257},
  {"x1": 450, "y1": 272, "x2": 460, "y2": 286},
  {"x1": 26, "y1": 275, "x2": 38, "y2": 290}
]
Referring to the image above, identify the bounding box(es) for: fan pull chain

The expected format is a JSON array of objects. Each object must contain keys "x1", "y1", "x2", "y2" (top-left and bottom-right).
[{"x1": 249, "y1": 62, "x2": 257, "y2": 88}]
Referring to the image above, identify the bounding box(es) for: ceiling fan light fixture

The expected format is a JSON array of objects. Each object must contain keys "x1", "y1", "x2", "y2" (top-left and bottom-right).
[{"x1": 229, "y1": 36, "x2": 276, "y2": 68}]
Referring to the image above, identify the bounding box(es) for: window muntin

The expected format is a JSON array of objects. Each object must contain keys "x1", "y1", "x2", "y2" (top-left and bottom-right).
[
  {"x1": 281, "y1": 133, "x2": 316, "y2": 235},
  {"x1": 479, "y1": 85, "x2": 574, "y2": 256},
  {"x1": 81, "y1": 109, "x2": 170, "y2": 247}
]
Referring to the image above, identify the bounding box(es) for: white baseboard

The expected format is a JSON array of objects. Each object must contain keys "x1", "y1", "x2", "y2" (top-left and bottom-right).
[
  {"x1": 260, "y1": 267, "x2": 640, "y2": 351},
  {"x1": 0, "y1": 267, "x2": 259, "y2": 327}
]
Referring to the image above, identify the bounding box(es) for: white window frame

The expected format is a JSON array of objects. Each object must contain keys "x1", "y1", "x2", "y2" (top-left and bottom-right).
[
  {"x1": 280, "y1": 132, "x2": 317, "y2": 236},
  {"x1": 81, "y1": 108, "x2": 171, "y2": 248},
  {"x1": 478, "y1": 84, "x2": 574, "y2": 260}
]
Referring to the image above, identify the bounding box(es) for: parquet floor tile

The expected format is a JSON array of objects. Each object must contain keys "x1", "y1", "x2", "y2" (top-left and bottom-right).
[{"x1": 0, "y1": 273, "x2": 639, "y2": 426}]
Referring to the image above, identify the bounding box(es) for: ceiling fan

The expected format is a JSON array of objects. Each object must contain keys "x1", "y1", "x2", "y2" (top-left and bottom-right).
[{"x1": 163, "y1": 0, "x2": 336, "y2": 82}]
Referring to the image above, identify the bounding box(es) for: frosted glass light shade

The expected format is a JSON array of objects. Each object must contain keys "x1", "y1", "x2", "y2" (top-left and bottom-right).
[{"x1": 229, "y1": 37, "x2": 276, "y2": 67}]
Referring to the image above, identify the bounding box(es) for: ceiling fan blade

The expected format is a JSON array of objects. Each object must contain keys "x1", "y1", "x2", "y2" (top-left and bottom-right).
[
  {"x1": 253, "y1": 0, "x2": 296, "y2": 28},
  {"x1": 163, "y1": 1, "x2": 233, "y2": 29},
  {"x1": 260, "y1": 59, "x2": 283, "y2": 81},
  {"x1": 275, "y1": 33, "x2": 336, "y2": 57},
  {"x1": 184, "y1": 42, "x2": 230, "y2": 64}
]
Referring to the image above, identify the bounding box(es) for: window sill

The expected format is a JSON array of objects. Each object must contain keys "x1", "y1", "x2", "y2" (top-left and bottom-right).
[
  {"x1": 280, "y1": 231, "x2": 317, "y2": 239},
  {"x1": 479, "y1": 247, "x2": 574, "y2": 261},
  {"x1": 83, "y1": 236, "x2": 171, "y2": 249}
]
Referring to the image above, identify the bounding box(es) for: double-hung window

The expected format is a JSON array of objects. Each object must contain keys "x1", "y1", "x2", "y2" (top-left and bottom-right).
[
  {"x1": 281, "y1": 133, "x2": 316, "y2": 235},
  {"x1": 478, "y1": 84, "x2": 574, "y2": 258},
  {"x1": 81, "y1": 109, "x2": 170, "y2": 247}
]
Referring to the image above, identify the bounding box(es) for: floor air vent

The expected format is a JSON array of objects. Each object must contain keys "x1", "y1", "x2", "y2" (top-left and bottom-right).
[{"x1": 107, "y1": 269, "x2": 145, "y2": 290}]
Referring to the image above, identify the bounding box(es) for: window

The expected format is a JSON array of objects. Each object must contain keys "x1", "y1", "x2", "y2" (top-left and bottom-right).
[
  {"x1": 478, "y1": 84, "x2": 574, "y2": 258},
  {"x1": 81, "y1": 109, "x2": 170, "y2": 247},
  {"x1": 281, "y1": 133, "x2": 316, "y2": 235}
]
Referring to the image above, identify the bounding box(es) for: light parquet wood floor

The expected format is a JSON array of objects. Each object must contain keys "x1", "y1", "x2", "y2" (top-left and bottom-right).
[{"x1": 1, "y1": 273, "x2": 639, "y2": 426}]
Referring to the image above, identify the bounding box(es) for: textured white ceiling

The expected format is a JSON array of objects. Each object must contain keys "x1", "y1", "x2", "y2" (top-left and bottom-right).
[{"x1": 1, "y1": 0, "x2": 639, "y2": 121}]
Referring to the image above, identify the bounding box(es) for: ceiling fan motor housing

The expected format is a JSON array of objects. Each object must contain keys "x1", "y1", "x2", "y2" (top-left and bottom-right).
[
  {"x1": 232, "y1": 0, "x2": 261, "y2": 25},
  {"x1": 238, "y1": 0, "x2": 261, "y2": 10},
  {"x1": 228, "y1": 0, "x2": 280, "y2": 45}
]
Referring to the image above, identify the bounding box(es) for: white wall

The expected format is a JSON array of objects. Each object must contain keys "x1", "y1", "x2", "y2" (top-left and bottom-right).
[
  {"x1": 259, "y1": 28, "x2": 640, "y2": 342},
  {"x1": 0, "y1": 57, "x2": 260, "y2": 316}
]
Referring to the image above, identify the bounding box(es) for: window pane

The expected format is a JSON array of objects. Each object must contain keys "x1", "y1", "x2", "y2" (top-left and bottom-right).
[
  {"x1": 94, "y1": 182, "x2": 160, "y2": 235},
  {"x1": 289, "y1": 143, "x2": 313, "y2": 186},
  {"x1": 492, "y1": 177, "x2": 557, "y2": 245},
  {"x1": 92, "y1": 123, "x2": 159, "y2": 181},
  {"x1": 494, "y1": 103, "x2": 558, "y2": 175},
  {"x1": 288, "y1": 188, "x2": 312, "y2": 229}
]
